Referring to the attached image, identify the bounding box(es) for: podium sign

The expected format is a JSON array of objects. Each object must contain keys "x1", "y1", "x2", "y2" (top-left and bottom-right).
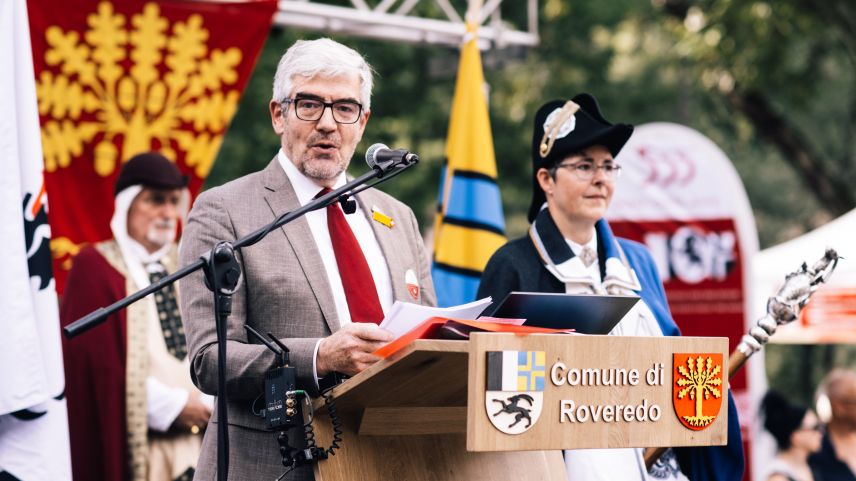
[
  {"x1": 310, "y1": 334, "x2": 729, "y2": 481},
  {"x1": 467, "y1": 333, "x2": 729, "y2": 452}
]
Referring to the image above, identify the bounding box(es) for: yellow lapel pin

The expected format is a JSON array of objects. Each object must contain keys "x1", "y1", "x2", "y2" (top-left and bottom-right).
[{"x1": 371, "y1": 206, "x2": 395, "y2": 228}]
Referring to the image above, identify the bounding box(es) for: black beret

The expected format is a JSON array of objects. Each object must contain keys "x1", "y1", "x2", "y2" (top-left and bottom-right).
[
  {"x1": 527, "y1": 93, "x2": 634, "y2": 222},
  {"x1": 114, "y1": 152, "x2": 188, "y2": 196}
]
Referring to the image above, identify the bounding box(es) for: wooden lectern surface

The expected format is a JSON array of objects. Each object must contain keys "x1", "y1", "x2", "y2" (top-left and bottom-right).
[
  {"x1": 312, "y1": 340, "x2": 566, "y2": 481},
  {"x1": 312, "y1": 415, "x2": 566, "y2": 481},
  {"x1": 314, "y1": 340, "x2": 469, "y2": 414}
]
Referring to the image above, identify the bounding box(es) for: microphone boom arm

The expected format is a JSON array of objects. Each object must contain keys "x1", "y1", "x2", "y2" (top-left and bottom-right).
[{"x1": 63, "y1": 159, "x2": 417, "y2": 338}]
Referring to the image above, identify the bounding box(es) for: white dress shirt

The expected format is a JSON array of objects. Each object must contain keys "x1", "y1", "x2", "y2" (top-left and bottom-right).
[{"x1": 277, "y1": 151, "x2": 394, "y2": 383}]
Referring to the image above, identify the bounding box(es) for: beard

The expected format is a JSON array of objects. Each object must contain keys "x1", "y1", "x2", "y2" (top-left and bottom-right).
[
  {"x1": 145, "y1": 220, "x2": 177, "y2": 248},
  {"x1": 291, "y1": 133, "x2": 351, "y2": 182},
  {"x1": 300, "y1": 156, "x2": 347, "y2": 181}
]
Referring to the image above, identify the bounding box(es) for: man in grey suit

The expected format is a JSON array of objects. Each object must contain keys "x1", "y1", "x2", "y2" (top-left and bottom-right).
[{"x1": 178, "y1": 38, "x2": 436, "y2": 480}]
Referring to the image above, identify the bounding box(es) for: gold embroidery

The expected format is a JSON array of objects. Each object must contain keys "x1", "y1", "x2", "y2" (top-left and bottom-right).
[
  {"x1": 95, "y1": 240, "x2": 149, "y2": 481},
  {"x1": 36, "y1": 2, "x2": 242, "y2": 177},
  {"x1": 50, "y1": 237, "x2": 86, "y2": 271}
]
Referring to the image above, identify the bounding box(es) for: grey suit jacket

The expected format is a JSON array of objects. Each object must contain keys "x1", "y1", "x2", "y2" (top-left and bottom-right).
[{"x1": 178, "y1": 158, "x2": 436, "y2": 480}]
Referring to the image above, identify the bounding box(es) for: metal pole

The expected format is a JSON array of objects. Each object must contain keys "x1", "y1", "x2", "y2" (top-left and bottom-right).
[{"x1": 466, "y1": 0, "x2": 484, "y2": 25}]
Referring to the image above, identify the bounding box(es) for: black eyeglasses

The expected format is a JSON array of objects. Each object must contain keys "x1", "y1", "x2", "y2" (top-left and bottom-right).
[
  {"x1": 797, "y1": 422, "x2": 824, "y2": 432},
  {"x1": 281, "y1": 98, "x2": 363, "y2": 124},
  {"x1": 554, "y1": 161, "x2": 622, "y2": 181}
]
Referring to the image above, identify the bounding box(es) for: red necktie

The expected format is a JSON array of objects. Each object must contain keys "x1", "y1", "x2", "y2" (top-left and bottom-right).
[{"x1": 319, "y1": 188, "x2": 384, "y2": 324}]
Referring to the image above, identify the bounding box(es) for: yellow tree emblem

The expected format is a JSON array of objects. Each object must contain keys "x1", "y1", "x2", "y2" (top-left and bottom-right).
[
  {"x1": 675, "y1": 355, "x2": 723, "y2": 428},
  {"x1": 36, "y1": 1, "x2": 242, "y2": 177}
]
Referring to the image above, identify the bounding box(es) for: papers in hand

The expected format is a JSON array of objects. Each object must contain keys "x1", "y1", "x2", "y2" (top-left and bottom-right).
[{"x1": 378, "y1": 297, "x2": 493, "y2": 338}]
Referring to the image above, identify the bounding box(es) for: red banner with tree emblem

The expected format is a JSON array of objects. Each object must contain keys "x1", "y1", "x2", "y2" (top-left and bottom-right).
[{"x1": 27, "y1": 0, "x2": 277, "y2": 292}]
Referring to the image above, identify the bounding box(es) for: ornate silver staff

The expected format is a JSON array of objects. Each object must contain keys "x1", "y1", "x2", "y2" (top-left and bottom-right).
[{"x1": 644, "y1": 248, "x2": 841, "y2": 470}]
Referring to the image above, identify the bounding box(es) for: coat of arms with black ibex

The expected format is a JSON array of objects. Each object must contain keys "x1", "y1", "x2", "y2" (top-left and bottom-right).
[{"x1": 485, "y1": 351, "x2": 545, "y2": 434}]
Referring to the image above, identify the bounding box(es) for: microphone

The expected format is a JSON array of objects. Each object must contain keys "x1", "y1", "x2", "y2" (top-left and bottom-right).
[{"x1": 365, "y1": 143, "x2": 419, "y2": 173}]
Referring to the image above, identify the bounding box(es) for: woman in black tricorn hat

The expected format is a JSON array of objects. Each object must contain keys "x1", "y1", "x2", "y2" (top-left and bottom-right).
[{"x1": 477, "y1": 94, "x2": 744, "y2": 480}]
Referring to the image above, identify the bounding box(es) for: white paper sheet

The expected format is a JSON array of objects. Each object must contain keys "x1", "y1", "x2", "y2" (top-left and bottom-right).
[{"x1": 378, "y1": 297, "x2": 493, "y2": 338}]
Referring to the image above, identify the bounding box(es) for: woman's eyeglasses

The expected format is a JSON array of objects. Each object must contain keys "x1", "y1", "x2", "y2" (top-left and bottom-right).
[
  {"x1": 553, "y1": 161, "x2": 622, "y2": 181},
  {"x1": 797, "y1": 422, "x2": 824, "y2": 433}
]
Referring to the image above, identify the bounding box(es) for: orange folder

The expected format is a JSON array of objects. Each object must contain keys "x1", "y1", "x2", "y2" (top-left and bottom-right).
[{"x1": 374, "y1": 317, "x2": 574, "y2": 358}]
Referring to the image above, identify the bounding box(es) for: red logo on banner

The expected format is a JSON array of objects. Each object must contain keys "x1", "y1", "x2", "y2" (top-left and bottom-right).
[
  {"x1": 27, "y1": 0, "x2": 276, "y2": 291},
  {"x1": 636, "y1": 145, "x2": 696, "y2": 187}
]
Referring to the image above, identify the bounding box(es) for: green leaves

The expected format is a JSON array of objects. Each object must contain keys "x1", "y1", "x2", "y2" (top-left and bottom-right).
[{"x1": 209, "y1": 1, "x2": 855, "y2": 245}]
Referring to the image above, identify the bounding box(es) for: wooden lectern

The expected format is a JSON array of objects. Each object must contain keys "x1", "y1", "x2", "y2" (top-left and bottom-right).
[{"x1": 310, "y1": 333, "x2": 729, "y2": 481}]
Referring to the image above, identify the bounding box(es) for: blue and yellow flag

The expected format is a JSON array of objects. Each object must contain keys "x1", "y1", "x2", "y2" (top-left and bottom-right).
[
  {"x1": 486, "y1": 351, "x2": 546, "y2": 392},
  {"x1": 432, "y1": 24, "x2": 506, "y2": 307}
]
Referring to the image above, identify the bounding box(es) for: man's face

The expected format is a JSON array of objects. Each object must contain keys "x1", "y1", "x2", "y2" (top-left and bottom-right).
[
  {"x1": 830, "y1": 376, "x2": 856, "y2": 427},
  {"x1": 126, "y1": 187, "x2": 182, "y2": 253},
  {"x1": 269, "y1": 73, "x2": 370, "y2": 187}
]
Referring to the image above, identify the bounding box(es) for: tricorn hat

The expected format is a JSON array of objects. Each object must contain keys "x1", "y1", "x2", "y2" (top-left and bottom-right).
[
  {"x1": 527, "y1": 93, "x2": 634, "y2": 222},
  {"x1": 114, "y1": 152, "x2": 188, "y2": 196}
]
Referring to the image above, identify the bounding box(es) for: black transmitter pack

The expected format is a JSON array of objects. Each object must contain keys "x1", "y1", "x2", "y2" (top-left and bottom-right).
[
  {"x1": 264, "y1": 365, "x2": 301, "y2": 430},
  {"x1": 244, "y1": 325, "x2": 302, "y2": 431}
]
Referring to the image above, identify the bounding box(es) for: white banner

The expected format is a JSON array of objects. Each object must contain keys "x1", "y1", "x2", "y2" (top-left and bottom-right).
[
  {"x1": 0, "y1": 0, "x2": 71, "y2": 479},
  {"x1": 608, "y1": 122, "x2": 762, "y2": 480}
]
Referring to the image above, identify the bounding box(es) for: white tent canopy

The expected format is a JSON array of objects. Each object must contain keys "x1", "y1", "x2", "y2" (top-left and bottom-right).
[{"x1": 752, "y1": 208, "x2": 856, "y2": 343}]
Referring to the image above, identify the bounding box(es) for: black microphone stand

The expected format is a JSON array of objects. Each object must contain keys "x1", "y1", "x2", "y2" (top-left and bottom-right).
[{"x1": 63, "y1": 156, "x2": 417, "y2": 481}]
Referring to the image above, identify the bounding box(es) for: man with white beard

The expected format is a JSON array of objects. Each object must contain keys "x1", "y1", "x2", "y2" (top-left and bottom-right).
[{"x1": 61, "y1": 152, "x2": 212, "y2": 481}]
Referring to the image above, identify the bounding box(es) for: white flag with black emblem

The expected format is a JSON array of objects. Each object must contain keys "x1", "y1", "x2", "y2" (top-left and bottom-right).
[{"x1": 0, "y1": 0, "x2": 72, "y2": 479}]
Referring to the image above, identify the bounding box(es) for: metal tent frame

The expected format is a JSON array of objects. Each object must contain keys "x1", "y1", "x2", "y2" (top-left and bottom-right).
[{"x1": 275, "y1": 0, "x2": 539, "y2": 49}]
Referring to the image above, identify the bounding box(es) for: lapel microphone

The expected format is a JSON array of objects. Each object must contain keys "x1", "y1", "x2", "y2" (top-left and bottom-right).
[{"x1": 339, "y1": 196, "x2": 357, "y2": 215}]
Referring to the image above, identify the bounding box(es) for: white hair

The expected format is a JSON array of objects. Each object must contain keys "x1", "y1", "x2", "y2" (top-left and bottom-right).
[{"x1": 272, "y1": 38, "x2": 374, "y2": 110}]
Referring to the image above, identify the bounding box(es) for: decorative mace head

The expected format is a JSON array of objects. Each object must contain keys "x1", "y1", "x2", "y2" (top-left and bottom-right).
[
  {"x1": 739, "y1": 248, "x2": 841, "y2": 357},
  {"x1": 770, "y1": 248, "x2": 841, "y2": 326}
]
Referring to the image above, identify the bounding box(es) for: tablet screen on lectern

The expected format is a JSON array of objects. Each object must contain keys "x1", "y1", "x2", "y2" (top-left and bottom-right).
[{"x1": 487, "y1": 292, "x2": 640, "y2": 334}]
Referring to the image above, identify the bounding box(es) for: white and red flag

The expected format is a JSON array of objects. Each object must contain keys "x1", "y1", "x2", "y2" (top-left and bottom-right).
[{"x1": 0, "y1": 0, "x2": 71, "y2": 479}]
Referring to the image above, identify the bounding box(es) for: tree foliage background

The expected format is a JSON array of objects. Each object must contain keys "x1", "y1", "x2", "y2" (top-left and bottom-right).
[
  {"x1": 210, "y1": 0, "x2": 855, "y2": 246},
  {"x1": 208, "y1": 1, "x2": 856, "y2": 399}
]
